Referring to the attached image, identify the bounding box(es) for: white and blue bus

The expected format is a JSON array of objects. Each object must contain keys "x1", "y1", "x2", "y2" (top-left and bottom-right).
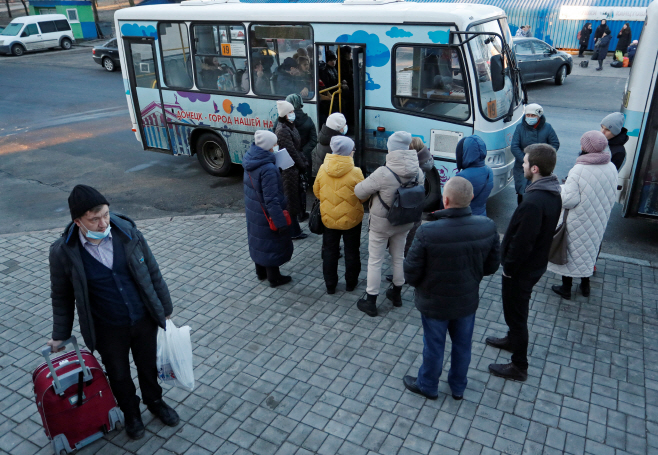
[
  {"x1": 619, "y1": 0, "x2": 658, "y2": 218},
  {"x1": 115, "y1": 0, "x2": 523, "y2": 205}
]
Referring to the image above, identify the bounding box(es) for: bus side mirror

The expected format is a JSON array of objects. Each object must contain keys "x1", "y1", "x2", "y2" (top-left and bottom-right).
[{"x1": 490, "y1": 54, "x2": 505, "y2": 92}]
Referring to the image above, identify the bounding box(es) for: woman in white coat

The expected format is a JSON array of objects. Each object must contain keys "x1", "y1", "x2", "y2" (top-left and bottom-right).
[
  {"x1": 354, "y1": 131, "x2": 424, "y2": 317},
  {"x1": 549, "y1": 131, "x2": 618, "y2": 299}
]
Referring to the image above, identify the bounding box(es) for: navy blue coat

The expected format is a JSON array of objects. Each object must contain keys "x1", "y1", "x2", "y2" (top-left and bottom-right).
[
  {"x1": 243, "y1": 144, "x2": 293, "y2": 267},
  {"x1": 456, "y1": 135, "x2": 494, "y2": 217},
  {"x1": 511, "y1": 115, "x2": 560, "y2": 194}
]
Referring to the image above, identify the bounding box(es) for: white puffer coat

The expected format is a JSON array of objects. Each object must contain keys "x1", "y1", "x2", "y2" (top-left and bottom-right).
[
  {"x1": 547, "y1": 161, "x2": 618, "y2": 278},
  {"x1": 354, "y1": 149, "x2": 425, "y2": 235}
]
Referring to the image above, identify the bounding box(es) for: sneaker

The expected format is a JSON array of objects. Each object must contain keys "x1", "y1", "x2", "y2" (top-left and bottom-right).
[
  {"x1": 485, "y1": 335, "x2": 513, "y2": 353},
  {"x1": 488, "y1": 362, "x2": 528, "y2": 381},
  {"x1": 551, "y1": 284, "x2": 572, "y2": 300},
  {"x1": 147, "y1": 399, "x2": 180, "y2": 427},
  {"x1": 270, "y1": 275, "x2": 292, "y2": 288},
  {"x1": 402, "y1": 376, "x2": 438, "y2": 400}
]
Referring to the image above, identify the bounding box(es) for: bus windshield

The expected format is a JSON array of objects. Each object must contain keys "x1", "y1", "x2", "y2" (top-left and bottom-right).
[
  {"x1": 1, "y1": 23, "x2": 24, "y2": 36},
  {"x1": 468, "y1": 19, "x2": 518, "y2": 121}
]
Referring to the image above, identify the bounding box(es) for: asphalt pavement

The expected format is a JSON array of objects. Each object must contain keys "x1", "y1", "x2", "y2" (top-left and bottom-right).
[{"x1": 1, "y1": 47, "x2": 657, "y2": 261}]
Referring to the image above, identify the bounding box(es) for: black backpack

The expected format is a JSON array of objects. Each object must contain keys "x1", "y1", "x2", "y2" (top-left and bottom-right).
[{"x1": 377, "y1": 167, "x2": 425, "y2": 226}]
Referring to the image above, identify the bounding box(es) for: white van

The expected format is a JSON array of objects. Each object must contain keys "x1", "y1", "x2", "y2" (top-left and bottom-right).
[{"x1": 0, "y1": 14, "x2": 75, "y2": 56}]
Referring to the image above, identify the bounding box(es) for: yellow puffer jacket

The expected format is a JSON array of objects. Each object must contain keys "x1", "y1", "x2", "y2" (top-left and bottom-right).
[{"x1": 313, "y1": 154, "x2": 365, "y2": 230}]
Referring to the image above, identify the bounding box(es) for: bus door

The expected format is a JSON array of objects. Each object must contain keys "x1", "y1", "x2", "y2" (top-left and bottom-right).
[
  {"x1": 351, "y1": 46, "x2": 366, "y2": 170},
  {"x1": 123, "y1": 37, "x2": 170, "y2": 151}
]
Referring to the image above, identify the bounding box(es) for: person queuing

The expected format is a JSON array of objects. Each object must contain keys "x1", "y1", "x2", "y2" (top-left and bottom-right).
[
  {"x1": 455, "y1": 135, "x2": 494, "y2": 216},
  {"x1": 275, "y1": 100, "x2": 309, "y2": 240},
  {"x1": 578, "y1": 23, "x2": 592, "y2": 58},
  {"x1": 595, "y1": 32, "x2": 612, "y2": 71},
  {"x1": 354, "y1": 132, "x2": 424, "y2": 317},
  {"x1": 313, "y1": 136, "x2": 365, "y2": 294},
  {"x1": 48, "y1": 185, "x2": 179, "y2": 440},
  {"x1": 601, "y1": 112, "x2": 628, "y2": 170},
  {"x1": 549, "y1": 131, "x2": 618, "y2": 300},
  {"x1": 594, "y1": 19, "x2": 611, "y2": 41},
  {"x1": 313, "y1": 113, "x2": 347, "y2": 178},
  {"x1": 616, "y1": 23, "x2": 632, "y2": 61},
  {"x1": 402, "y1": 177, "x2": 500, "y2": 401},
  {"x1": 511, "y1": 103, "x2": 560, "y2": 205},
  {"x1": 243, "y1": 130, "x2": 294, "y2": 287},
  {"x1": 487, "y1": 144, "x2": 562, "y2": 381}
]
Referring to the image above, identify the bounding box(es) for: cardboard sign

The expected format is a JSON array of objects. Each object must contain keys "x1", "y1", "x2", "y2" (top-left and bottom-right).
[{"x1": 487, "y1": 100, "x2": 497, "y2": 118}]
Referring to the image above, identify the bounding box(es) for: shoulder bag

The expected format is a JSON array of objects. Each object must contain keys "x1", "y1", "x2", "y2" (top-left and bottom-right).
[
  {"x1": 247, "y1": 172, "x2": 291, "y2": 231},
  {"x1": 309, "y1": 198, "x2": 324, "y2": 235},
  {"x1": 548, "y1": 209, "x2": 569, "y2": 265}
]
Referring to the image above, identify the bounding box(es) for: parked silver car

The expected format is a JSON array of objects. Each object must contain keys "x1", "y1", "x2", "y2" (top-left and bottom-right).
[{"x1": 513, "y1": 37, "x2": 573, "y2": 85}]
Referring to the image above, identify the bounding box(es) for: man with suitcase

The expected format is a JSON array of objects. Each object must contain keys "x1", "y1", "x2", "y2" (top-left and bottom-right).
[{"x1": 47, "y1": 185, "x2": 179, "y2": 439}]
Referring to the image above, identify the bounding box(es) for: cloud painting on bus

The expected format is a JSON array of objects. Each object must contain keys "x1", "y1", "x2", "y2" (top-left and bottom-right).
[
  {"x1": 120, "y1": 23, "x2": 158, "y2": 39},
  {"x1": 365, "y1": 73, "x2": 380, "y2": 91},
  {"x1": 387, "y1": 27, "x2": 413, "y2": 39},
  {"x1": 336, "y1": 30, "x2": 390, "y2": 67}
]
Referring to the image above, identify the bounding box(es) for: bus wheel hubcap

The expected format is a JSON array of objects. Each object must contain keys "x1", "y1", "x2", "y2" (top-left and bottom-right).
[{"x1": 203, "y1": 141, "x2": 224, "y2": 169}]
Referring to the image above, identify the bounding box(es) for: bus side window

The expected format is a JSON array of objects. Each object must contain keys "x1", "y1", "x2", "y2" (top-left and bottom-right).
[
  {"x1": 192, "y1": 24, "x2": 248, "y2": 93},
  {"x1": 158, "y1": 22, "x2": 193, "y2": 90},
  {"x1": 249, "y1": 24, "x2": 313, "y2": 99}
]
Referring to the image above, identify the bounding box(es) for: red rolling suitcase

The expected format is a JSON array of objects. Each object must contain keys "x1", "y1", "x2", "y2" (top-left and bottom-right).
[{"x1": 33, "y1": 336, "x2": 124, "y2": 455}]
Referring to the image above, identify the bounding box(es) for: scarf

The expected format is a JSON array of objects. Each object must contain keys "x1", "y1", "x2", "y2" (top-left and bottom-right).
[{"x1": 576, "y1": 151, "x2": 611, "y2": 165}]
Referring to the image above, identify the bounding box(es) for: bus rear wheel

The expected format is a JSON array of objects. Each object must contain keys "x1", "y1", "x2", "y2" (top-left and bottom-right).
[
  {"x1": 196, "y1": 132, "x2": 232, "y2": 176},
  {"x1": 423, "y1": 167, "x2": 443, "y2": 212}
]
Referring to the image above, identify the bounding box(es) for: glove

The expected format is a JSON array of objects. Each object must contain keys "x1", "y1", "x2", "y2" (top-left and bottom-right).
[{"x1": 278, "y1": 225, "x2": 290, "y2": 236}]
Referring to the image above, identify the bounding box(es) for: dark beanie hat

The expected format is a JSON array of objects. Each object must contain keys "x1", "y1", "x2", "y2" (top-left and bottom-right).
[{"x1": 68, "y1": 185, "x2": 109, "y2": 220}]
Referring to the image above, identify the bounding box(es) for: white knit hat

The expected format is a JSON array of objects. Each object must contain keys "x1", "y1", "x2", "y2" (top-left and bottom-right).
[
  {"x1": 525, "y1": 103, "x2": 543, "y2": 117},
  {"x1": 254, "y1": 130, "x2": 277, "y2": 151},
  {"x1": 387, "y1": 131, "x2": 412, "y2": 152},
  {"x1": 326, "y1": 113, "x2": 347, "y2": 132},
  {"x1": 277, "y1": 100, "x2": 294, "y2": 118}
]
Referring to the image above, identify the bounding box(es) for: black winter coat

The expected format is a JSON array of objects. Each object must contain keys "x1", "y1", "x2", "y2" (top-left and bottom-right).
[
  {"x1": 293, "y1": 109, "x2": 318, "y2": 157},
  {"x1": 275, "y1": 120, "x2": 304, "y2": 217},
  {"x1": 596, "y1": 34, "x2": 612, "y2": 56},
  {"x1": 616, "y1": 30, "x2": 632, "y2": 53},
  {"x1": 313, "y1": 124, "x2": 342, "y2": 177},
  {"x1": 501, "y1": 177, "x2": 562, "y2": 279},
  {"x1": 404, "y1": 207, "x2": 500, "y2": 321},
  {"x1": 594, "y1": 24, "x2": 611, "y2": 40},
  {"x1": 579, "y1": 25, "x2": 592, "y2": 45},
  {"x1": 49, "y1": 214, "x2": 173, "y2": 352},
  {"x1": 243, "y1": 144, "x2": 294, "y2": 267},
  {"x1": 609, "y1": 128, "x2": 629, "y2": 170}
]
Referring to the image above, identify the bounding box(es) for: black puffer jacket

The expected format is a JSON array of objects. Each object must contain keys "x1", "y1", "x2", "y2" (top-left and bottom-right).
[
  {"x1": 609, "y1": 128, "x2": 629, "y2": 170},
  {"x1": 275, "y1": 120, "x2": 304, "y2": 216},
  {"x1": 616, "y1": 30, "x2": 632, "y2": 53},
  {"x1": 313, "y1": 124, "x2": 342, "y2": 177},
  {"x1": 49, "y1": 214, "x2": 172, "y2": 352},
  {"x1": 579, "y1": 25, "x2": 592, "y2": 45},
  {"x1": 404, "y1": 207, "x2": 500, "y2": 320}
]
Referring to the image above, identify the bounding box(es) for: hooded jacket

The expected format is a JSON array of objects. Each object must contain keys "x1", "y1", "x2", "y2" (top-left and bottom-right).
[
  {"x1": 243, "y1": 143, "x2": 294, "y2": 267},
  {"x1": 501, "y1": 174, "x2": 563, "y2": 279},
  {"x1": 596, "y1": 33, "x2": 612, "y2": 54},
  {"x1": 313, "y1": 154, "x2": 365, "y2": 230},
  {"x1": 49, "y1": 213, "x2": 172, "y2": 352},
  {"x1": 456, "y1": 136, "x2": 494, "y2": 216},
  {"x1": 609, "y1": 128, "x2": 629, "y2": 171},
  {"x1": 313, "y1": 124, "x2": 342, "y2": 177},
  {"x1": 511, "y1": 115, "x2": 560, "y2": 194},
  {"x1": 404, "y1": 207, "x2": 500, "y2": 320},
  {"x1": 354, "y1": 149, "x2": 425, "y2": 234}
]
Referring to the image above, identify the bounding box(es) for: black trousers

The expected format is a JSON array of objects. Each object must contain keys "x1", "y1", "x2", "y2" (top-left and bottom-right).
[
  {"x1": 322, "y1": 223, "x2": 362, "y2": 288},
  {"x1": 501, "y1": 275, "x2": 540, "y2": 370},
  {"x1": 578, "y1": 43, "x2": 587, "y2": 56},
  {"x1": 94, "y1": 316, "x2": 162, "y2": 415},
  {"x1": 562, "y1": 276, "x2": 590, "y2": 288},
  {"x1": 255, "y1": 263, "x2": 283, "y2": 282}
]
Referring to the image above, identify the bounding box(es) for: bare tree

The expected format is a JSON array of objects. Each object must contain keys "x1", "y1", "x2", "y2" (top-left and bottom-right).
[
  {"x1": 19, "y1": 0, "x2": 28, "y2": 15},
  {"x1": 5, "y1": 0, "x2": 13, "y2": 19}
]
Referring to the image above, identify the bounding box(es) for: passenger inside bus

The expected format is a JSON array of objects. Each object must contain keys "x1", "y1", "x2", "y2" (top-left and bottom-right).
[
  {"x1": 275, "y1": 57, "x2": 310, "y2": 98},
  {"x1": 251, "y1": 57, "x2": 270, "y2": 94}
]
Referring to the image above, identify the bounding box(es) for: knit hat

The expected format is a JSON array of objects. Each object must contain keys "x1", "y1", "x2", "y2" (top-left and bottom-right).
[
  {"x1": 525, "y1": 103, "x2": 543, "y2": 117},
  {"x1": 580, "y1": 130, "x2": 608, "y2": 154},
  {"x1": 68, "y1": 184, "x2": 109, "y2": 221},
  {"x1": 326, "y1": 113, "x2": 346, "y2": 132},
  {"x1": 330, "y1": 136, "x2": 355, "y2": 156},
  {"x1": 387, "y1": 131, "x2": 413, "y2": 152},
  {"x1": 601, "y1": 112, "x2": 624, "y2": 136},
  {"x1": 279, "y1": 57, "x2": 298, "y2": 71},
  {"x1": 325, "y1": 50, "x2": 337, "y2": 62},
  {"x1": 254, "y1": 130, "x2": 278, "y2": 151},
  {"x1": 286, "y1": 93, "x2": 303, "y2": 110},
  {"x1": 277, "y1": 100, "x2": 294, "y2": 117}
]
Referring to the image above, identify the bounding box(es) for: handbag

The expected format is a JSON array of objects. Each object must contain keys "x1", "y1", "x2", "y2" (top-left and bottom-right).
[
  {"x1": 591, "y1": 50, "x2": 599, "y2": 60},
  {"x1": 247, "y1": 173, "x2": 292, "y2": 231},
  {"x1": 309, "y1": 198, "x2": 324, "y2": 235},
  {"x1": 548, "y1": 209, "x2": 569, "y2": 265}
]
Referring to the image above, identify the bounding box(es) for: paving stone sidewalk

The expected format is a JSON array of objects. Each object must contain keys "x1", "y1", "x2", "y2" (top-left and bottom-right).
[{"x1": 0, "y1": 213, "x2": 657, "y2": 455}]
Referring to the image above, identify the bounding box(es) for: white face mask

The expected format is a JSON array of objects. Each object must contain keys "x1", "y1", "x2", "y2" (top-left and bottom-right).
[
  {"x1": 288, "y1": 113, "x2": 296, "y2": 122},
  {"x1": 272, "y1": 145, "x2": 279, "y2": 153}
]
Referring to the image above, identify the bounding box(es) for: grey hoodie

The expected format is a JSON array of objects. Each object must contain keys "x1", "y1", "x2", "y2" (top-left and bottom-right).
[
  {"x1": 525, "y1": 174, "x2": 561, "y2": 195},
  {"x1": 355, "y1": 149, "x2": 425, "y2": 234}
]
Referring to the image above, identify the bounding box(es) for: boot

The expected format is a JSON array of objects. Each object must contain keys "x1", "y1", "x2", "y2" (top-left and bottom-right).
[
  {"x1": 346, "y1": 281, "x2": 357, "y2": 292},
  {"x1": 270, "y1": 275, "x2": 292, "y2": 288},
  {"x1": 488, "y1": 362, "x2": 528, "y2": 381},
  {"x1": 551, "y1": 276, "x2": 572, "y2": 300},
  {"x1": 326, "y1": 285, "x2": 336, "y2": 295},
  {"x1": 485, "y1": 335, "x2": 513, "y2": 353},
  {"x1": 357, "y1": 293, "x2": 378, "y2": 317},
  {"x1": 147, "y1": 399, "x2": 180, "y2": 427},
  {"x1": 580, "y1": 277, "x2": 590, "y2": 297},
  {"x1": 124, "y1": 397, "x2": 145, "y2": 440},
  {"x1": 386, "y1": 284, "x2": 402, "y2": 307}
]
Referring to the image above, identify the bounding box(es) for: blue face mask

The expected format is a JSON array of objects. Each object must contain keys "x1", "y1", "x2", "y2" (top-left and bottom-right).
[
  {"x1": 288, "y1": 113, "x2": 296, "y2": 123},
  {"x1": 526, "y1": 117, "x2": 538, "y2": 126},
  {"x1": 342, "y1": 125, "x2": 348, "y2": 135},
  {"x1": 82, "y1": 224, "x2": 111, "y2": 240}
]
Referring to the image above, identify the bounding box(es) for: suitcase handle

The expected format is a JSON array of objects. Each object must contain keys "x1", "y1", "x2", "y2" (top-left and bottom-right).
[{"x1": 41, "y1": 336, "x2": 93, "y2": 396}]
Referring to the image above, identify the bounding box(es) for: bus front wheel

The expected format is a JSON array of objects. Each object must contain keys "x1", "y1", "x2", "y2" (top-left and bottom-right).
[
  {"x1": 423, "y1": 167, "x2": 443, "y2": 212},
  {"x1": 196, "y1": 133, "x2": 232, "y2": 176}
]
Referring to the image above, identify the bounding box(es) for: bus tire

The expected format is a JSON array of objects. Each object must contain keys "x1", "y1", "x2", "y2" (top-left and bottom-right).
[
  {"x1": 196, "y1": 132, "x2": 232, "y2": 176},
  {"x1": 423, "y1": 167, "x2": 443, "y2": 212}
]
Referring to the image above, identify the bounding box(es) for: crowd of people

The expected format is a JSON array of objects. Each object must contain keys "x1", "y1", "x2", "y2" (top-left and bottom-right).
[
  {"x1": 578, "y1": 20, "x2": 638, "y2": 70},
  {"x1": 45, "y1": 99, "x2": 626, "y2": 439}
]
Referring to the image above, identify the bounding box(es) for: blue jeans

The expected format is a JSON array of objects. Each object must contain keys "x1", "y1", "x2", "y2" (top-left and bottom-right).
[{"x1": 416, "y1": 313, "x2": 476, "y2": 397}]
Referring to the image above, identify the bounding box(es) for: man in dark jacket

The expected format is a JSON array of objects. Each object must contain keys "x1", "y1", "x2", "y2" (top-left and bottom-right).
[
  {"x1": 402, "y1": 177, "x2": 500, "y2": 400},
  {"x1": 47, "y1": 185, "x2": 179, "y2": 440},
  {"x1": 487, "y1": 144, "x2": 562, "y2": 381},
  {"x1": 601, "y1": 112, "x2": 628, "y2": 170},
  {"x1": 511, "y1": 103, "x2": 560, "y2": 205}
]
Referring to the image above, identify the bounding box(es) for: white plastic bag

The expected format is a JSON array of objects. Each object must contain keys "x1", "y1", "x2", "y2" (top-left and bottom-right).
[{"x1": 156, "y1": 319, "x2": 194, "y2": 391}]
